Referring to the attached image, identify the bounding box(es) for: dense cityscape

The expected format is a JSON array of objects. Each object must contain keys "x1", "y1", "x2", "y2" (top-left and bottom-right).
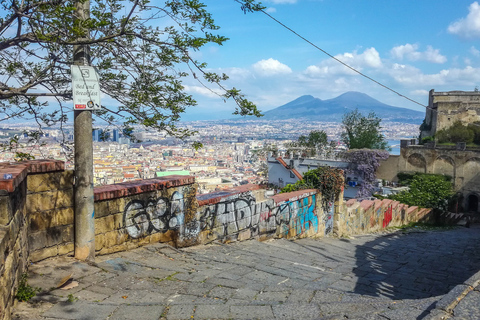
[{"x1": 0, "y1": 120, "x2": 419, "y2": 193}]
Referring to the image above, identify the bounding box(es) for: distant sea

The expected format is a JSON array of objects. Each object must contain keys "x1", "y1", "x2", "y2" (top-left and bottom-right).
[{"x1": 388, "y1": 139, "x2": 405, "y2": 155}]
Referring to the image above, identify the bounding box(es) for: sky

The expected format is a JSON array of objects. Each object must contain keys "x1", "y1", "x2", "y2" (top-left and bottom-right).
[{"x1": 179, "y1": 0, "x2": 480, "y2": 121}]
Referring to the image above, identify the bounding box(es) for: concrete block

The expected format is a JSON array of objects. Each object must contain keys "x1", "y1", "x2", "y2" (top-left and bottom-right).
[
  {"x1": 238, "y1": 229, "x2": 252, "y2": 241},
  {"x1": 58, "y1": 242, "x2": 74, "y2": 256},
  {"x1": 29, "y1": 209, "x2": 56, "y2": 232},
  {"x1": 26, "y1": 189, "x2": 73, "y2": 213},
  {"x1": 95, "y1": 215, "x2": 115, "y2": 235},
  {"x1": 28, "y1": 230, "x2": 47, "y2": 252},
  {"x1": 27, "y1": 171, "x2": 73, "y2": 193},
  {"x1": 54, "y1": 207, "x2": 74, "y2": 226},
  {"x1": 30, "y1": 246, "x2": 57, "y2": 262}
]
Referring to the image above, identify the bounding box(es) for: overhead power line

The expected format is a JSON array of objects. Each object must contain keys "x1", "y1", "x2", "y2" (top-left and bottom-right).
[{"x1": 252, "y1": 6, "x2": 430, "y2": 109}]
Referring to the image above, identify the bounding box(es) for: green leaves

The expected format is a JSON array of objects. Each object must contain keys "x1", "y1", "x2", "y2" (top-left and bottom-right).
[
  {"x1": 0, "y1": 0, "x2": 263, "y2": 148},
  {"x1": 281, "y1": 167, "x2": 344, "y2": 211},
  {"x1": 389, "y1": 173, "x2": 454, "y2": 212},
  {"x1": 341, "y1": 109, "x2": 390, "y2": 151}
]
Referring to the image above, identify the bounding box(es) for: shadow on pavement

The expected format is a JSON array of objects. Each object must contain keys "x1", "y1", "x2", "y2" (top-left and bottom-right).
[{"x1": 352, "y1": 226, "x2": 480, "y2": 300}]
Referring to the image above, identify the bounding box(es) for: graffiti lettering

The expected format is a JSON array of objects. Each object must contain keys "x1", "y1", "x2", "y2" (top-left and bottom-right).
[{"x1": 123, "y1": 191, "x2": 185, "y2": 238}]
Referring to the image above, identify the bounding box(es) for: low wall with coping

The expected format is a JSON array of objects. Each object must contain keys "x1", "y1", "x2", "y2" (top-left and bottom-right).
[
  {"x1": 334, "y1": 198, "x2": 433, "y2": 237},
  {"x1": 0, "y1": 159, "x2": 433, "y2": 320},
  {"x1": 0, "y1": 160, "x2": 65, "y2": 320}
]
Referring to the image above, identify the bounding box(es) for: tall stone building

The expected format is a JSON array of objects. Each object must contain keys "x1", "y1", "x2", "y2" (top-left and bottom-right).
[
  {"x1": 420, "y1": 89, "x2": 480, "y2": 139},
  {"x1": 380, "y1": 90, "x2": 480, "y2": 214}
]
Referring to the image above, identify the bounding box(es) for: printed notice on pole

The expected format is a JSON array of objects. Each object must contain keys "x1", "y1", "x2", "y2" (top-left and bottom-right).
[{"x1": 71, "y1": 65, "x2": 101, "y2": 110}]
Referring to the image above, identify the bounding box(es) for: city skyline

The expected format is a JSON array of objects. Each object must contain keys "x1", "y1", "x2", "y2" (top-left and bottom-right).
[{"x1": 173, "y1": 1, "x2": 480, "y2": 121}]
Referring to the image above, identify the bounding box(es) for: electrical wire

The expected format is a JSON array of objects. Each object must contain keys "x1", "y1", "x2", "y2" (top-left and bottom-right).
[{"x1": 251, "y1": 5, "x2": 431, "y2": 110}]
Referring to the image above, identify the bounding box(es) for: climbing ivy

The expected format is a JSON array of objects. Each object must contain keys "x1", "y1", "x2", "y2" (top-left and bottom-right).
[{"x1": 281, "y1": 167, "x2": 344, "y2": 212}]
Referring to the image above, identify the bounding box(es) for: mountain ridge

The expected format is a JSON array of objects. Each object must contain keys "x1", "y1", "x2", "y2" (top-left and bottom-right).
[{"x1": 257, "y1": 91, "x2": 424, "y2": 123}]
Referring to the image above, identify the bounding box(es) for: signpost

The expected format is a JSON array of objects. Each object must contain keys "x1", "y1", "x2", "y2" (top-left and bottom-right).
[{"x1": 71, "y1": 65, "x2": 101, "y2": 110}]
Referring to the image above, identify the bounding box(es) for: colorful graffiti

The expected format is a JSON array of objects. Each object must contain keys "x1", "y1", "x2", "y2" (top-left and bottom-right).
[
  {"x1": 382, "y1": 205, "x2": 393, "y2": 228},
  {"x1": 123, "y1": 189, "x2": 322, "y2": 241}
]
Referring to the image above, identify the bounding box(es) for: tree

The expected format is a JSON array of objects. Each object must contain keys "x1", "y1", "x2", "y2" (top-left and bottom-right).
[
  {"x1": 388, "y1": 173, "x2": 454, "y2": 212},
  {"x1": 0, "y1": 0, "x2": 264, "y2": 151},
  {"x1": 286, "y1": 130, "x2": 335, "y2": 158},
  {"x1": 341, "y1": 109, "x2": 390, "y2": 150}
]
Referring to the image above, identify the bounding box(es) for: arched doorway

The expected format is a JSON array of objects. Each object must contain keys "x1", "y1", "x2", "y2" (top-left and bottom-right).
[{"x1": 467, "y1": 194, "x2": 479, "y2": 213}]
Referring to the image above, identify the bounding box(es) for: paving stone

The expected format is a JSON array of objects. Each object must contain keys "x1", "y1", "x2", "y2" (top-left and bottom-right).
[
  {"x1": 41, "y1": 300, "x2": 117, "y2": 319},
  {"x1": 230, "y1": 305, "x2": 274, "y2": 319},
  {"x1": 108, "y1": 305, "x2": 164, "y2": 320},
  {"x1": 452, "y1": 290, "x2": 480, "y2": 319},
  {"x1": 165, "y1": 304, "x2": 195, "y2": 320},
  {"x1": 272, "y1": 303, "x2": 321, "y2": 320},
  {"x1": 194, "y1": 304, "x2": 231, "y2": 319},
  {"x1": 285, "y1": 289, "x2": 315, "y2": 303}
]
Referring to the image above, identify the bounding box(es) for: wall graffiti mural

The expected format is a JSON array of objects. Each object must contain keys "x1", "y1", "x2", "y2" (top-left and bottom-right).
[
  {"x1": 382, "y1": 205, "x2": 393, "y2": 228},
  {"x1": 123, "y1": 188, "x2": 322, "y2": 241},
  {"x1": 325, "y1": 202, "x2": 334, "y2": 235},
  {"x1": 197, "y1": 193, "x2": 319, "y2": 239},
  {"x1": 123, "y1": 190, "x2": 186, "y2": 238}
]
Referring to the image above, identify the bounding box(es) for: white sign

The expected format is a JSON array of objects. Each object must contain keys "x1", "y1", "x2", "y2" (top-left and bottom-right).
[{"x1": 71, "y1": 65, "x2": 101, "y2": 110}]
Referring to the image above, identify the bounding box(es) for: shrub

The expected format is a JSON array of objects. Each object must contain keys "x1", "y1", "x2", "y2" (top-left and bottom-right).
[
  {"x1": 389, "y1": 173, "x2": 454, "y2": 212},
  {"x1": 437, "y1": 121, "x2": 474, "y2": 144}
]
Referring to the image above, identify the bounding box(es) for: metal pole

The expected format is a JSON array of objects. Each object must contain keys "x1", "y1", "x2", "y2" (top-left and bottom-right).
[{"x1": 73, "y1": 0, "x2": 95, "y2": 261}]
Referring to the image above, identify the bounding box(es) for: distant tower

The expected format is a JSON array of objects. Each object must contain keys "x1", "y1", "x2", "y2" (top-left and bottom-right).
[
  {"x1": 112, "y1": 129, "x2": 119, "y2": 142},
  {"x1": 92, "y1": 129, "x2": 100, "y2": 142}
]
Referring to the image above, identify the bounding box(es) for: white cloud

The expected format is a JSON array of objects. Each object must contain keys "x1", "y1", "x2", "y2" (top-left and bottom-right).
[
  {"x1": 390, "y1": 44, "x2": 447, "y2": 64},
  {"x1": 303, "y1": 47, "x2": 382, "y2": 77},
  {"x1": 411, "y1": 89, "x2": 430, "y2": 96},
  {"x1": 252, "y1": 58, "x2": 292, "y2": 76},
  {"x1": 265, "y1": 7, "x2": 277, "y2": 13},
  {"x1": 184, "y1": 85, "x2": 223, "y2": 98},
  {"x1": 471, "y1": 46, "x2": 480, "y2": 56},
  {"x1": 448, "y1": 1, "x2": 480, "y2": 39},
  {"x1": 388, "y1": 64, "x2": 480, "y2": 87}
]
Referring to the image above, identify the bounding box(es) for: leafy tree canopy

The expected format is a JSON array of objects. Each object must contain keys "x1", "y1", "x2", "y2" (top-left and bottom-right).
[
  {"x1": 286, "y1": 130, "x2": 336, "y2": 158},
  {"x1": 388, "y1": 173, "x2": 454, "y2": 212},
  {"x1": 436, "y1": 121, "x2": 480, "y2": 145},
  {"x1": 0, "y1": 0, "x2": 264, "y2": 149},
  {"x1": 341, "y1": 109, "x2": 390, "y2": 150}
]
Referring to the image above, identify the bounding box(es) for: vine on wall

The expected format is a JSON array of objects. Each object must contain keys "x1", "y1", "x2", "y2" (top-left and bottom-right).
[{"x1": 281, "y1": 167, "x2": 344, "y2": 212}]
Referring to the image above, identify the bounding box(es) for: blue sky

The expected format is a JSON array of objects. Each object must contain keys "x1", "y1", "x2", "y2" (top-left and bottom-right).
[{"x1": 180, "y1": 0, "x2": 480, "y2": 120}]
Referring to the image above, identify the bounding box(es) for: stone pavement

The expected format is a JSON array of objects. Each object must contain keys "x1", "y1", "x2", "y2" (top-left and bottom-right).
[{"x1": 11, "y1": 225, "x2": 480, "y2": 320}]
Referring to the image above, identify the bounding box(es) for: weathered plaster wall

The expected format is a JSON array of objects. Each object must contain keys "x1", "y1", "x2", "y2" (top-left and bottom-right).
[
  {"x1": 376, "y1": 155, "x2": 400, "y2": 182},
  {"x1": 399, "y1": 145, "x2": 480, "y2": 213}
]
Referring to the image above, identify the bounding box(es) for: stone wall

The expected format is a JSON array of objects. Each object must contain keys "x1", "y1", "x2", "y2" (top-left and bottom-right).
[
  {"x1": 399, "y1": 145, "x2": 480, "y2": 214},
  {"x1": 0, "y1": 159, "x2": 433, "y2": 320},
  {"x1": 334, "y1": 198, "x2": 433, "y2": 237},
  {"x1": 0, "y1": 160, "x2": 65, "y2": 320}
]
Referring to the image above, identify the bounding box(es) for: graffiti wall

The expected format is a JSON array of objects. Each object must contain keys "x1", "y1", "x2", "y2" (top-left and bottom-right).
[
  {"x1": 334, "y1": 198, "x2": 433, "y2": 237},
  {"x1": 92, "y1": 179, "x2": 331, "y2": 253}
]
